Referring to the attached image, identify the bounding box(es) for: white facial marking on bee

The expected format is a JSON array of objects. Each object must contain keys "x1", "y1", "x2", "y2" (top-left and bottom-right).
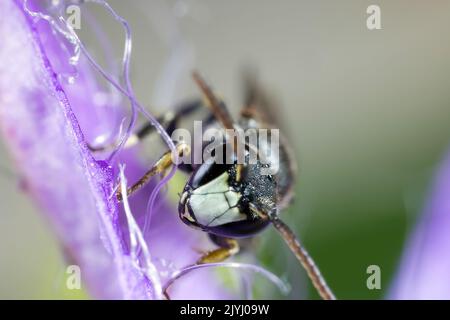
[
  {"x1": 180, "y1": 191, "x2": 189, "y2": 205},
  {"x1": 188, "y1": 172, "x2": 246, "y2": 227},
  {"x1": 182, "y1": 204, "x2": 196, "y2": 223}
]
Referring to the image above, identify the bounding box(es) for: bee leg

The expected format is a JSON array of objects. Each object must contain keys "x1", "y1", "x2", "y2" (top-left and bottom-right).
[
  {"x1": 196, "y1": 235, "x2": 240, "y2": 264},
  {"x1": 88, "y1": 100, "x2": 204, "y2": 152},
  {"x1": 134, "y1": 100, "x2": 207, "y2": 142},
  {"x1": 116, "y1": 142, "x2": 190, "y2": 201}
]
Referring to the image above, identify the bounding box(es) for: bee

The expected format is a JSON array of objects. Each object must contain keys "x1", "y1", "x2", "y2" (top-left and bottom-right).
[{"x1": 94, "y1": 72, "x2": 335, "y2": 300}]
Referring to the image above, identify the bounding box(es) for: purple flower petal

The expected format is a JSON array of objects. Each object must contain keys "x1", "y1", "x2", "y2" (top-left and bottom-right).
[
  {"x1": 0, "y1": 0, "x2": 154, "y2": 299},
  {"x1": 0, "y1": 0, "x2": 287, "y2": 300},
  {"x1": 390, "y1": 150, "x2": 450, "y2": 299}
]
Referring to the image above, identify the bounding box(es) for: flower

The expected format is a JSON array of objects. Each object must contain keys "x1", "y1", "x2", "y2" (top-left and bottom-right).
[
  {"x1": 389, "y1": 150, "x2": 450, "y2": 299},
  {"x1": 0, "y1": 0, "x2": 234, "y2": 299}
]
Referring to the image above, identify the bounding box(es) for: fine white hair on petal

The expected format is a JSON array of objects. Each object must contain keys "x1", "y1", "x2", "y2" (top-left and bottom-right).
[
  {"x1": 164, "y1": 262, "x2": 291, "y2": 298},
  {"x1": 24, "y1": 0, "x2": 179, "y2": 167},
  {"x1": 67, "y1": 0, "x2": 178, "y2": 165},
  {"x1": 119, "y1": 165, "x2": 163, "y2": 300},
  {"x1": 57, "y1": 1, "x2": 181, "y2": 243},
  {"x1": 23, "y1": 0, "x2": 81, "y2": 67}
]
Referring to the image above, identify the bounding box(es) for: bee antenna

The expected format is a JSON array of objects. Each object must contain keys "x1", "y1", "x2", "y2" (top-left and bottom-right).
[
  {"x1": 192, "y1": 71, "x2": 235, "y2": 131},
  {"x1": 252, "y1": 205, "x2": 336, "y2": 300},
  {"x1": 192, "y1": 72, "x2": 243, "y2": 175}
]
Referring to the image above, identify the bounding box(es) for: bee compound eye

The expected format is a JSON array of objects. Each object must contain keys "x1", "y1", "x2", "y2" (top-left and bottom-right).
[{"x1": 189, "y1": 162, "x2": 231, "y2": 189}]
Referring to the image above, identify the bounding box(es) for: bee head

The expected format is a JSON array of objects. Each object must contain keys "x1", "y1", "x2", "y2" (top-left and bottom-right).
[{"x1": 178, "y1": 158, "x2": 276, "y2": 237}]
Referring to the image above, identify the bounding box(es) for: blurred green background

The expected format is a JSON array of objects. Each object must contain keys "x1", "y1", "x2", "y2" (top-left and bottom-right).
[{"x1": 1, "y1": 0, "x2": 450, "y2": 299}]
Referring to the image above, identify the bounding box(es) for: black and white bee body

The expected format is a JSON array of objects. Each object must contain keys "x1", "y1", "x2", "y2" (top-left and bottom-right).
[
  {"x1": 109, "y1": 72, "x2": 334, "y2": 300},
  {"x1": 178, "y1": 159, "x2": 277, "y2": 237}
]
